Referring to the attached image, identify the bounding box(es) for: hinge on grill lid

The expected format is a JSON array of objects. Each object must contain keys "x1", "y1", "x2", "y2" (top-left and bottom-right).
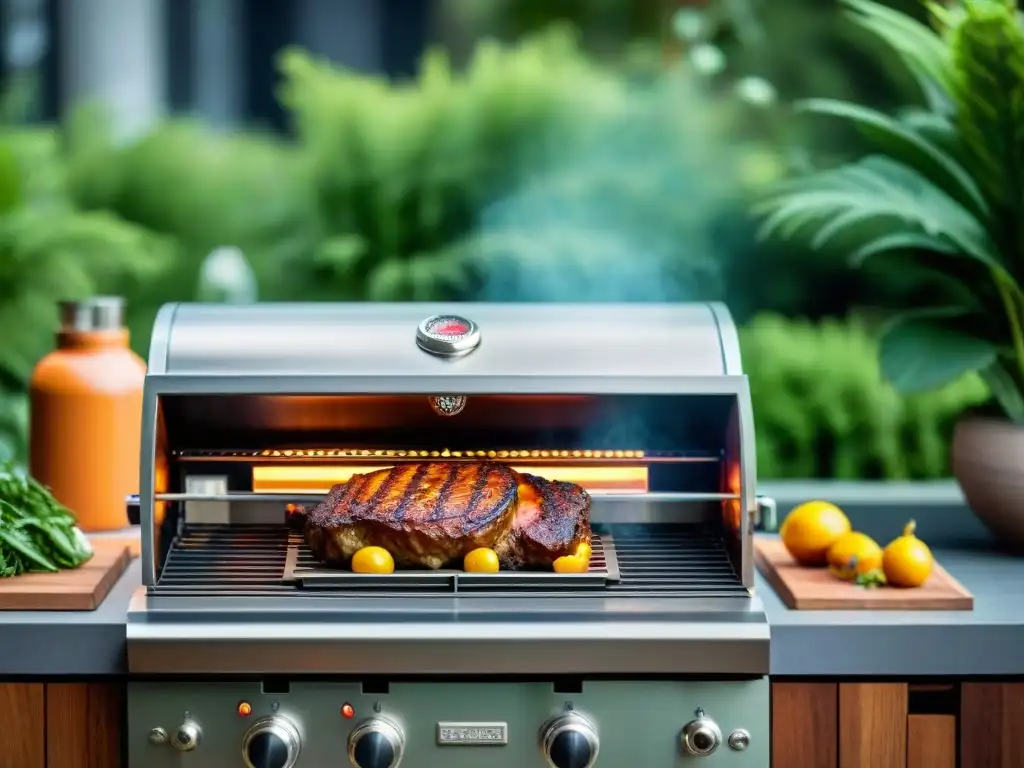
[
  {"x1": 754, "y1": 495, "x2": 778, "y2": 532},
  {"x1": 184, "y1": 475, "x2": 230, "y2": 525}
]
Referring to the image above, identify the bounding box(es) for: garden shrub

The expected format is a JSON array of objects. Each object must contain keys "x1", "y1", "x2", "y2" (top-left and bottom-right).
[{"x1": 741, "y1": 315, "x2": 989, "y2": 480}]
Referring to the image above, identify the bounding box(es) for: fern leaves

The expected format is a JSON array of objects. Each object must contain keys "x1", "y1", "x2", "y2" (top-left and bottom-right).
[
  {"x1": 757, "y1": 156, "x2": 1001, "y2": 272},
  {"x1": 843, "y1": 0, "x2": 956, "y2": 111},
  {"x1": 795, "y1": 99, "x2": 988, "y2": 217},
  {"x1": 754, "y1": 0, "x2": 1024, "y2": 402},
  {"x1": 948, "y1": 0, "x2": 1024, "y2": 227}
]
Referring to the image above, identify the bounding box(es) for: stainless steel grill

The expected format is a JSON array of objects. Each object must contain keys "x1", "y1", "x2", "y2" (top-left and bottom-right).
[
  {"x1": 151, "y1": 523, "x2": 745, "y2": 598},
  {"x1": 125, "y1": 302, "x2": 771, "y2": 768}
]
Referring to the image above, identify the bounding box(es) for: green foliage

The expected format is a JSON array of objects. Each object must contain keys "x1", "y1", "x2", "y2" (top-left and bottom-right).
[
  {"x1": 0, "y1": 391, "x2": 26, "y2": 464},
  {"x1": 755, "y1": 0, "x2": 1024, "y2": 422},
  {"x1": 741, "y1": 315, "x2": 990, "y2": 479},
  {"x1": 0, "y1": 127, "x2": 168, "y2": 461},
  {"x1": 62, "y1": 112, "x2": 312, "y2": 355},
  {"x1": 278, "y1": 28, "x2": 745, "y2": 302}
]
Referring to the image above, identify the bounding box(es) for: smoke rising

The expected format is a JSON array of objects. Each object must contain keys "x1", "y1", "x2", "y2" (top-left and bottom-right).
[{"x1": 470, "y1": 70, "x2": 744, "y2": 304}]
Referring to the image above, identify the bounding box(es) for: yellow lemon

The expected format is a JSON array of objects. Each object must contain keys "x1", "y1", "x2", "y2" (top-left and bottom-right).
[
  {"x1": 780, "y1": 501, "x2": 851, "y2": 566},
  {"x1": 826, "y1": 531, "x2": 883, "y2": 581},
  {"x1": 464, "y1": 548, "x2": 500, "y2": 573},
  {"x1": 351, "y1": 546, "x2": 395, "y2": 574},
  {"x1": 883, "y1": 520, "x2": 933, "y2": 588},
  {"x1": 553, "y1": 541, "x2": 592, "y2": 574}
]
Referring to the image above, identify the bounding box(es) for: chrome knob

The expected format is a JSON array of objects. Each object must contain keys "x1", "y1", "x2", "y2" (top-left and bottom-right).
[
  {"x1": 728, "y1": 728, "x2": 751, "y2": 751},
  {"x1": 148, "y1": 727, "x2": 168, "y2": 746},
  {"x1": 681, "y1": 717, "x2": 722, "y2": 757},
  {"x1": 242, "y1": 716, "x2": 301, "y2": 768},
  {"x1": 540, "y1": 712, "x2": 599, "y2": 768},
  {"x1": 170, "y1": 719, "x2": 201, "y2": 751},
  {"x1": 348, "y1": 717, "x2": 405, "y2": 768}
]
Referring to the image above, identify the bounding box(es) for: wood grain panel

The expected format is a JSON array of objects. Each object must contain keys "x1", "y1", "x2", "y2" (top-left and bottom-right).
[
  {"x1": 755, "y1": 538, "x2": 973, "y2": 610},
  {"x1": 907, "y1": 714, "x2": 955, "y2": 768},
  {"x1": 0, "y1": 683, "x2": 45, "y2": 768},
  {"x1": 46, "y1": 683, "x2": 124, "y2": 768},
  {"x1": 0, "y1": 540, "x2": 131, "y2": 610},
  {"x1": 772, "y1": 682, "x2": 837, "y2": 768},
  {"x1": 839, "y1": 683, "x2": 908, "y2": 768},
  {"x1": 962, "y1": 682, "x2": 1024, "y2": 768}
]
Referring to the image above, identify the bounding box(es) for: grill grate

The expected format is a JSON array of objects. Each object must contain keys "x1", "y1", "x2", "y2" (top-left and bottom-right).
[
  {"x1": 151, "y1": 524, "x2": 746, "y2": 599},
  {"x1": 282, "y1": 533, "x2": 620, "y2": 592}
]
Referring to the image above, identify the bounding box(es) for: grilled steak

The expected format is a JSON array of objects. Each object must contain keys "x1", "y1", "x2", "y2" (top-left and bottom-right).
[
  {"x1": 512, "y1": 473, "x2": 592, "y2": 567},
  {"x1": 303, "y1": 461, "x2": 591, "y2": 570},
  {"x1": 304, "y1": 462, "x2": 519, "y2": 569}
]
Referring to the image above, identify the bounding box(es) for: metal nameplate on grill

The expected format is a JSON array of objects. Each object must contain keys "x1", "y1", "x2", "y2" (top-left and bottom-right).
[{"x1": 436, "y1": 722, "x2": 508, "y2": 746}]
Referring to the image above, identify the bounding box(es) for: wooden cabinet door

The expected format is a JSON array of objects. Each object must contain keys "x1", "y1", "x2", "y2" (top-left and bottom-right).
[
  {"x1": 772, "y1": 682, "x2": 838, "y2": 768},
  {"x1": 962, "y1": 683, "x2": 1024, "y2": 768},
  {"x1": 907, "y1": 714, "x2": 955, "y2": 768},
  {"x1": 0, "y1": 684, "x2": 45, "y2": 768},
  {"x1": 838, "y1": 683, "x2": 908, "y2": 768},
  {"x1": 46, "y1": 683, "x2": 124, "y2": 768}
]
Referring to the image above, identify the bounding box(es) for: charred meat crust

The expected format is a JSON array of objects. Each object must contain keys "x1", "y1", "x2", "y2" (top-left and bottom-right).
[
  {"x1": 304, "y1": 461, "x2": 591, "y2": 571},
  {"x1": 305, "y1": 463, "x2": 519, "y2": 570},
  {"x1": 515, "y1": 474, "x2": 592, "y2": 565}
]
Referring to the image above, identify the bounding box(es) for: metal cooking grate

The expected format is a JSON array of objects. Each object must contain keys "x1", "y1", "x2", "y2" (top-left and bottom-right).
[
  {"x1": 282, "y1": 533, "x2": 620, "y2": 592},
  {"x1": 151, "y1": 524, "x2": 746, "y2": 599}
]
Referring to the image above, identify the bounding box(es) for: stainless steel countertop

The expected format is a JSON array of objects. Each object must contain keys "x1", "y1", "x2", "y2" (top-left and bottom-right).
[
  {"x1": 2, "y1": 481, "x2": 1023, "y2": 679},
  {"x1": 2, "y1": 549, "x2": 1023, "y2": 678}
]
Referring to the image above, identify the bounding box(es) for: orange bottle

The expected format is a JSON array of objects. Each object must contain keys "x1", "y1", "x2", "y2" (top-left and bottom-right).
[{"x1": 29, "y1": 297, "x2": 146, "y2": 532}]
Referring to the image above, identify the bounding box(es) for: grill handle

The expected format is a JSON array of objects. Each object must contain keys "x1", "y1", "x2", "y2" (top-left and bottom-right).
[
  {"x1": 754, "y1": 495, "x2": 777, "y2": 533},
  {"x1": 126, "y1": 494, "x2": 141, "y2": 526}
]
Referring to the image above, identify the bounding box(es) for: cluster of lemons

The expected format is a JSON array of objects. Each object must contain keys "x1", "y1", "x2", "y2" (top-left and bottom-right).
[
  {"x1": 780, "y1": 501, "x2": 934, "y2": 588},
  {"x1": 348, "y1": 541, "x2": 592, "y2": 575}
]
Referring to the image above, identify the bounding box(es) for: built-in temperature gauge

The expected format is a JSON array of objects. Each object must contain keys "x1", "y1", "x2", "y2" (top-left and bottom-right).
[
  {"x1": 241, "y1": 716, "x2": 301, "y2": 768},
  {"x1": 539, "y1": 712, "x2": 600, "y2": 768},
  {"x1": 347, "y1": 717, "x2": 405, "y2": 768}
]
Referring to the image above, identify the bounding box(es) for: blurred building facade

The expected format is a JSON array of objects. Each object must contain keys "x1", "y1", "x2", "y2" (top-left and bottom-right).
[{"x1": 1, "y1": 0, "x2": 433, "y2": 135}]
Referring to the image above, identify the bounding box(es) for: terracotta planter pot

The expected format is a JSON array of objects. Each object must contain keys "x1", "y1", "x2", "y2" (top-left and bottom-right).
[{"x1": 952, "y1": 416, "x2": 1024, "y2": 549}]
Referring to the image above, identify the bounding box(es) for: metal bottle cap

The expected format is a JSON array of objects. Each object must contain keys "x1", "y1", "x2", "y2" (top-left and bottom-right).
[
  {"x1": 59, "y1": 296, "x2": 126, "y2": 332},
  {"x1": 416, "y1": 314, "x2": 481, "y2": 358}
]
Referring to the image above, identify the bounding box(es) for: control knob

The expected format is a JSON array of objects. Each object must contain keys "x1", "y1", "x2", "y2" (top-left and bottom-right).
[
  {"x1": 170, "y1": 719, "x2": 201, "y2": 751},
  {"x1": 347, "y1": 717, "x2": 405, "y2": 768},
  {"x1": 242, "y1": 716, "x2": 301, "y2": 768},
  {"x1": 539, "y1": 712, "x2": 599, "y2": 768},
  {"x1": 680, "y1": 716, "x2": 722, "y2": 757}
]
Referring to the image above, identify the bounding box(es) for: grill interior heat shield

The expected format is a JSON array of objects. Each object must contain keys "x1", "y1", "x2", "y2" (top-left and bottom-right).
[{"x1": 126, "y1": 303, "x2": 770, "y2": 676}]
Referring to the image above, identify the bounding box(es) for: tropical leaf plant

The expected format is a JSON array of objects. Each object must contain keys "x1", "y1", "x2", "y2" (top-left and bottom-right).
[{"x1": 755, "y1": 0, "x2": 1024, "y2": 422}]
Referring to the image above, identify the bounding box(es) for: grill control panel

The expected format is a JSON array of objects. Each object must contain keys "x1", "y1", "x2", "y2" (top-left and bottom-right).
[{"x1": 128, "y1": 679, "x2": 767, "y2": 767}]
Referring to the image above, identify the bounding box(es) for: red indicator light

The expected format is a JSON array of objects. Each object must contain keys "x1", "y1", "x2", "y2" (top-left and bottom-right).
[
  {"x1": 436, "y1": 322, "x2": 468, "y2": 336},
  {"x1": 237, "y1": 701, "x2": 253, "y2": 717},
  {"x1": 341, "y1": 703, "x2": 355, "y2": 719}
]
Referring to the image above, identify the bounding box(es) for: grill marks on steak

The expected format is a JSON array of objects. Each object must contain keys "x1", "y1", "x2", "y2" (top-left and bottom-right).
[
  {"x1": 304, "y1": 462, "x2": 519, "y2": 570},
  {"x1": 303, "y1": 461, "x2": 591, "y2": 571},
  {"x1": 513, "y1": 474, "x2": 592, "y2": 567}
]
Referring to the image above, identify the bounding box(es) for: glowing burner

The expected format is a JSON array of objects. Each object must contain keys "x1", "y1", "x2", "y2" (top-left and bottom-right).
[{"x1": 416, "y1": 314, "x2": 481, "y2": 358}]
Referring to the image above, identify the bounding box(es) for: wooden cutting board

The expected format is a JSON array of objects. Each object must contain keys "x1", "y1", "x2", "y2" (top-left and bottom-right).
[
  {"x1": 755, "y1": 537, "x2": 974, "y2": 610},
  {"x1": 0, "y1": 538, "x2": 132, "y2": 611}
]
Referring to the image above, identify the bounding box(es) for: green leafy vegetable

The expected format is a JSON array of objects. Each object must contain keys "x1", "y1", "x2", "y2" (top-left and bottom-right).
[{"x1": 0, "y1": 461, "x2": 93, "y2": 577}]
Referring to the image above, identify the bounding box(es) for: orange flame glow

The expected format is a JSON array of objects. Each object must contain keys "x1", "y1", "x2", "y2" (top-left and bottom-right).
[{"x1": 253, "y1": 464, "x2": 648, "y2": 495}]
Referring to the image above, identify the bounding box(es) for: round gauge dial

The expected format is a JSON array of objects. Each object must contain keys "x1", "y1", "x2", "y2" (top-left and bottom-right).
[{"x1": 416, "y1": 315, "x2": 481, "y2": 358}]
